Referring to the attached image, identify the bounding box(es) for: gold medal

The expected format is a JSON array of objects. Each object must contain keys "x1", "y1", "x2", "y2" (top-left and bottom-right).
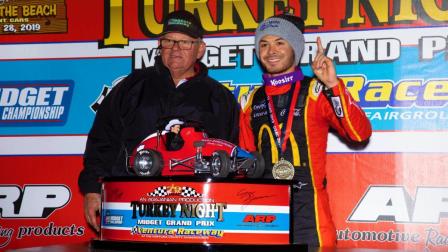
[{"x1": 272, "y1": 158, "x2": 295, "y2": 180}]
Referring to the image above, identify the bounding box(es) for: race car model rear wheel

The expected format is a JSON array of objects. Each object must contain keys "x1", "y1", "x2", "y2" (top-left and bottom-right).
[
  {"x1": 246, "y1": 151, "x2": 265, "y2": 178},
  {"x1": 133, "y1": 149, "x2": 163, "y2": 176},
  {"x1": 211, "y1": 150, "x2": 230, "y2": 178}
]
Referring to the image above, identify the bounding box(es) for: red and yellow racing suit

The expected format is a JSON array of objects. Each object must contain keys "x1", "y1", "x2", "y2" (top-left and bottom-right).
[{"x1": 239, "y1": 77, "x2": 372, "y2": 247}]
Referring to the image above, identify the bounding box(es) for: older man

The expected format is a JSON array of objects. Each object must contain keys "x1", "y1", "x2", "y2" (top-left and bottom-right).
[{"x1": 79, "y1": 10, "x2": 239, "y2": 232}]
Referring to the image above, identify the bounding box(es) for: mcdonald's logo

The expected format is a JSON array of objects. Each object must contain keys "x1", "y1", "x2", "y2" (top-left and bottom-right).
[{"x1": 257, "y1": 123, "x2": 301, "y2": 166}]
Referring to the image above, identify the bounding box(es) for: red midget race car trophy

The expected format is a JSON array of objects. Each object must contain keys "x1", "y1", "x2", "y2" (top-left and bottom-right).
[
  {"x1": 96, "y1": 119, "x2": 299, "y2": 251},
  {"x1": 128, "y1": 119, "x2": 265, "y2": 178}
]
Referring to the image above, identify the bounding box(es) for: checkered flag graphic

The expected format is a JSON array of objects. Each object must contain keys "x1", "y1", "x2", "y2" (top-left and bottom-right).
[
  {"x1": 148, "y1": 186, "x2": 169, "y2": 197},
  {"x1": 90, "y1": 86, "x2": 111, "y2": 112},
  {"x1": 90, "y1": 76, "x2": 126, "y2": 113},
  {"x1": 180, "y1": 186, "x2": 202, "y2": 197}
]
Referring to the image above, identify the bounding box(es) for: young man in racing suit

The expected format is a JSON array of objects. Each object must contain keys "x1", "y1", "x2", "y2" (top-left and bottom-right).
[{"x1": 239, "y1": 14, "x2": 372, "y2": 247}]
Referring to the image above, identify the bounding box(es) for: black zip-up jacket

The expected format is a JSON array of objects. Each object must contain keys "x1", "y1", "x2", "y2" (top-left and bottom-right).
[{"x1": 78, "y1": 57, "x2": 239, "y2": 194}]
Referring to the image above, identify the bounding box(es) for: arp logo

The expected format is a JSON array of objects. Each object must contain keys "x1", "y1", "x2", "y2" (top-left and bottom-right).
[
  {"x1": 243, "y1": 214, "x2": 276, "y2": 223},
  {"x1": 0, "y1": 185, "x2": 71, "y2": 218},
  {"x1": 348, "y1": 186, "x2": 448, "y2": 224}
]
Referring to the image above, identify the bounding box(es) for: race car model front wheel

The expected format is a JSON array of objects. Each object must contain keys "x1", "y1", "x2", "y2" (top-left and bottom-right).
[
  {"x1": 246, "y1": 151, "x2": 265, "y2": 178},
  {"x1": 211, "y1": 150, "x2": 230, "y2": 178},
  {"x1": 133, "y1": 149, "x2": 163, "y2": 176}
]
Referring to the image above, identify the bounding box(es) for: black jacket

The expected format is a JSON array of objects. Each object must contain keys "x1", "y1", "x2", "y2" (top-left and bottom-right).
[{"x1": 78, "y1": 57, "x2": 240, "y2": 194}]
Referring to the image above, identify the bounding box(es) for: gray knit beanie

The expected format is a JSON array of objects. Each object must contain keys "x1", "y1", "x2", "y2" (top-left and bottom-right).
[{"x1": 255, "y1": 14, "x2": 305, "y2": 66}]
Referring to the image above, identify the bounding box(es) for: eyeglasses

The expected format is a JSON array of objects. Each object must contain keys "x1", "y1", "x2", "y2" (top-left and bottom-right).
[{"x1": 159, "y1": 38, "x2": 200, "y2": 50}]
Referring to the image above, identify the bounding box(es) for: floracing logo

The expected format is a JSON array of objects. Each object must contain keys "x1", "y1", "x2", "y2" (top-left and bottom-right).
[{"x1": 0, "y1": 81, "x2": 74, "y2": 126}]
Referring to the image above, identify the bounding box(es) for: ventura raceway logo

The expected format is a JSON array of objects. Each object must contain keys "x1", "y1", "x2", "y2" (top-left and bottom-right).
[{"x1": 0, "y1": 81, "x2": 74, "y2": 126}]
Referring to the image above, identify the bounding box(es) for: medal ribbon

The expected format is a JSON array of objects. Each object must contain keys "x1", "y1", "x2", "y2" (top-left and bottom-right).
[
  {"x1": 265, "y1": 83, "x2": 300, "y2": 155},
  {"x1": 263, "y1": 68, "x2": 304, "y2": 87}
]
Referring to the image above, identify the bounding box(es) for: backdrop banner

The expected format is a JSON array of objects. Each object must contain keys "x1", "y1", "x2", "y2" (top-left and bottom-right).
[{"x1": 1, "y1": 1, "x2": 447, "y2": 251}]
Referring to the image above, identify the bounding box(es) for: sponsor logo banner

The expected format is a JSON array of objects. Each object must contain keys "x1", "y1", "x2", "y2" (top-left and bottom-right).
[
  {"x1": 327, "y1": 154, "x2": 448, "y2": 251},
  {"x1": 101, "y1": 181, "x2": 290, "y2": 244},
  {"x1": 0, "y1": 156, "x2": 95, "y2": 249},
  {"x1": 0, "y1": 81, "x2": 74, "y2": 126},
  {"x1": 0, "y1": 0, "x2": 67, "y2": 35}
]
